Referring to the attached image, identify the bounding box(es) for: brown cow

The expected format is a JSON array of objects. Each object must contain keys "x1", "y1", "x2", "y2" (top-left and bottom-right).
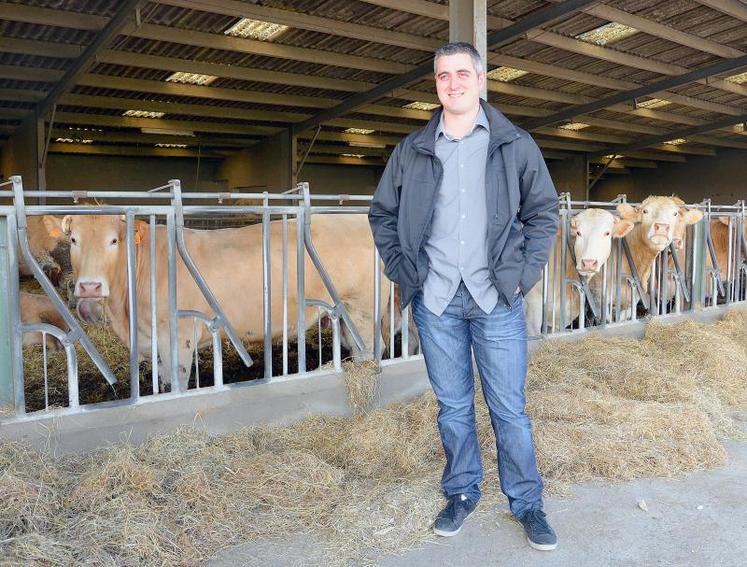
[
  {"x1": 19, "y1": 291, "x2": 66, "y2": 351},
  {"x1": 597, "y1": 195, "x2": 702, "y2": 319},
  {"x1": 44, "y1": 213, "x2": 385, "y2": 390}
]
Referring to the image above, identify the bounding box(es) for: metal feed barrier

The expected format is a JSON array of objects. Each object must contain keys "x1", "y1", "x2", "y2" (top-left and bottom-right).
[{"x1": 0, "y1": 177, "x2": 745, "y2": 421}]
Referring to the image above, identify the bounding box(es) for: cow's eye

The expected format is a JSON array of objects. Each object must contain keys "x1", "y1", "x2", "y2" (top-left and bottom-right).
[
  {"x1": 673, "y1": 211, "x2": 679, "y2": 216},
  {"x1": 575, "y1": 230, "x2": 581, "y2": 237},
  {"x1": 643, "y1": 209, "x2": 649, "y2": 214},
  {"x1": 604, "y1": 231, "x2": 610, "y2": 237},
  {"x1": 110, "y1": 238, "x2": 118, "y2": 245},
  {"x1": 70, "y1": 237, "x2": 77, "y2": 245}
]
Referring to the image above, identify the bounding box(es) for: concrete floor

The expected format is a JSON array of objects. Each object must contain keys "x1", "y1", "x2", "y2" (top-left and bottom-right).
[{"x1": 209, "y1": 434, "x2": 746, "y2": 567}]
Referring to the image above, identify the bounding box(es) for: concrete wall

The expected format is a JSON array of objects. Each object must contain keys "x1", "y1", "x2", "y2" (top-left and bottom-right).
[
  {"x1": 591, "y1": 149, "x2": 747, "y2": 204},
  {"x1": 0, "y1": 119, "x2": 41, "y2": 189},
  {"x1": 299, "y1": 163, "x2": 383, "y2": 195},
  {"x1": 218, "y1": 130, "x2": 295, "y2": 192},
  {"x1": 46, "y1": 154, "x2": 225, "y2": 192},
  {"x1": 548, "y1": 155, "x2": 587, "y2": 200}
]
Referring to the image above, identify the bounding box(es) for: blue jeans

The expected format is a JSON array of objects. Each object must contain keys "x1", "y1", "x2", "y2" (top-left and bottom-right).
[{"x1": 412, "y1": 281, "x2": 544, "y2": 517}]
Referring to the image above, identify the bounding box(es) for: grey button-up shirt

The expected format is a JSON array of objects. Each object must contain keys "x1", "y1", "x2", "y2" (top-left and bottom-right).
[{"x1": 423, "y1": 107, "x2": 499, "y2": 316}]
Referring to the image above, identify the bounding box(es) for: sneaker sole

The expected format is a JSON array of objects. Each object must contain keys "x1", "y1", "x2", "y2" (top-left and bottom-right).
[
  {"x1": 433, "y1": 525, "x2": 462, "y2": 537},
  {"x1": 433, "y1": 509, "x2": 474, "y2": 537},
  {"x1": 527, "y1": 537, "x2": 557, "y2": 551}
]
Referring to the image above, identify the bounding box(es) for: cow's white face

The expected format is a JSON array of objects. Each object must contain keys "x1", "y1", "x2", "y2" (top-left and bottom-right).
[
  {"x1": 570, "y1": 209, "x2": 634, "y2": 277},
  {"x1": 617, "y1": 196, "x2": 702, "y2": 252},
  {"x1": 43, "y1": 215, "x2": 137, "y2": 304}
]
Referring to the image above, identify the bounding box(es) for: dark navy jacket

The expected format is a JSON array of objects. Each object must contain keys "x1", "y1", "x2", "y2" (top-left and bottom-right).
[{"x1": 368, "y1": 99, "x2": 559, "y2": 308}]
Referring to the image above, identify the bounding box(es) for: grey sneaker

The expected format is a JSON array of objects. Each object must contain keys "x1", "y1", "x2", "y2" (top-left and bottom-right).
[
  {"x1": 517, "y1": 509, "x2": 557, "y2": 550},
  {"x1": 433, "y1": 494, "x2": 477, "y2": 537}
]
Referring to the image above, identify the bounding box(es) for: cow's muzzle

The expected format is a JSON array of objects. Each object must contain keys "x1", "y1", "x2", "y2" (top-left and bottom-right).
[
  {"x1": 76, "y1": 280, "x2": 107, "y2": 298},
  {"x1": 76, "y1": 298, "x2": 107, "y2": 325}
]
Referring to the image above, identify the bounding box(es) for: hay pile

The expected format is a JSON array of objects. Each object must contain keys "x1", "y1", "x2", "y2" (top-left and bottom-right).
[{"x1": 2, "y1": 312, "x2": 746, "y2": 565}]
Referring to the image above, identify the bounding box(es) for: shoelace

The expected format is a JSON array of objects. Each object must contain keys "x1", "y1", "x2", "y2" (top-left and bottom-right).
[{"x1": 523, "y1": 509, "x2": 549, "y2": 531}]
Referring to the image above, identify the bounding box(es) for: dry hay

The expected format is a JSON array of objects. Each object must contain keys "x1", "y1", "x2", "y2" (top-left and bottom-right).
[
  {"x1": 2, "y1": 312, "x2": 746, "y2": 565},
  {"x1": 342, "y1": 359, "x2": 380, "y2": 414}
]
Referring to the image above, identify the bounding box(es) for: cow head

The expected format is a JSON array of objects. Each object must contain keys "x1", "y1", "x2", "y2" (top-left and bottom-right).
[
  {"x1": 570, "y1": 209, "x2": 634, "y2": 277},
  {"x1": 617, "y1": 195, "x2": 702, "y2": 252},
  {"x1": 43, "y1": 215, "x2": 146, "y2": 303}
]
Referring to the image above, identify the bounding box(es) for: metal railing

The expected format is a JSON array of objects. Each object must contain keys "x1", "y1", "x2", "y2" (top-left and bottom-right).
[{"x1": 2, "y1": 178, "x2": 744, "y2": 419}]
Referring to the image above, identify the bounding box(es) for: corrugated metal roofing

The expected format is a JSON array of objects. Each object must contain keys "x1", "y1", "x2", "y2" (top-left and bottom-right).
[{"x1": 0, "y1": 0, "x2": 745, "y2": 167}]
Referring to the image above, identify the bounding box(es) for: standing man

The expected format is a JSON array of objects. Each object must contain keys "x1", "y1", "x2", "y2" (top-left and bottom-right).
[{"x1": 369, "y1": 42, "x2": 559, "y2": 551}]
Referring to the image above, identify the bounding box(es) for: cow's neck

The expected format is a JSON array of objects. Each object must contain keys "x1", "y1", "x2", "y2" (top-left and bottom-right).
[
  {"x1": 626, "y1": 225, "x2": 661, "y2": 289},
  {"x1": 106, "y1": 238, "x2": 148, "y2": 346}
]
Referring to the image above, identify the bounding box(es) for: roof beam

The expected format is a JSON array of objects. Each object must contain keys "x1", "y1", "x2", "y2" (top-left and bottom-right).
[
  {"x1": 693, "y1": 1, "x2": 747, "y2": 22},
  {"x1": 124, "y1": 23, "x2": 413, "y2": 75},
  {"x1": 0, "y1": 65, "x2": 63, "y2": 83},
  {"x1": 0, "y1": 2, "x2": 106, "y2": 29},
  {"x1": 523, "y1": 54, "x2": 747, "y2": 131},
  {"x1": 36, "y1": 0, "x2": 144, "y2": 119},
  {"x1": 50, "y1": 128, "x2": 256, "y2": 148},
  {"x1": 292, "y1": 0, "x2": 601, "y2": 134},
  {"x1": 48, "y1": 143, "x2": 229, "y2": 158},
  {"x1": 592, "y1": 113, "x2": 747, "y2": 156},
  {"x1": 156, "y1": 0, "x2": 442, "y2": 52},
  {"x1": 363, "y1": 0, "x2": 747, "y2": 98},
  {"x1": 1, "y1": 37, "x2": 83, "y2": 59},
  {"x1": 546, "y1": 0, "x2": 744, "y2": 59}
]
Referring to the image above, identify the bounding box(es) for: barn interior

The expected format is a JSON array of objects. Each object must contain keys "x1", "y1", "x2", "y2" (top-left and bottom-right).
[{"x1": 0, "y1": 0, "x2": 746, "y2": 204}]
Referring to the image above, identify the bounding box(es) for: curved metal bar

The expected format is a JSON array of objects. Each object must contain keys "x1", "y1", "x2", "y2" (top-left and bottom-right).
[
  {"x1": 170, "y1": 180, "x2": 254, "y2": 375},
  {"x1": 11, "y1": 176, "x2": 117, "y2": 386},
  {"x1": 301, "y1": 183, "x2": 366, "y2": 355},
  {"x1": 21, "y1": 323, "x2": 80, "y2": 409}
]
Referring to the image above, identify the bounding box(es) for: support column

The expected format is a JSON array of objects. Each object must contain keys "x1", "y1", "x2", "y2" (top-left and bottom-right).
[{"x1": 449, "y1": 0, "x2": 487, "y2": 99}]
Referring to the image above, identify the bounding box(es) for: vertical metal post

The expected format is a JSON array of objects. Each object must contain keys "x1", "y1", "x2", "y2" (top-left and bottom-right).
[
  {"x1": 166, "y1": 209, "x2": 180, "y2": 391},
  {"x1": 262, "y1": 193, "x2": 272, "y2": 379},
  {"x1": 373, "y1": 247, "x2": 382, "y2": 361},
  {"x1": 282, "y1": 214, "x2": 289, "y2": 375},
  {"x1": 615, "y1": 237, "x2": 623, "y2": 322},
  {"x1": 7, "y1": 191, "x2": 25, "y2": 414},
  {"x1": 0, "y1": 214, "x2": 16, "y2": 409},
  {"x1": 559, "y1": 209, "x2": 568, "y2": 331},
  {"x1": 125, "y1": 212, "x2": 140, "y2": 400},
  {"x1": 296, "y1": 205, "x2": 306, "y2": 374},
  {"x1": 149, "y1": 215, "x2": 158, "y2": 394}
]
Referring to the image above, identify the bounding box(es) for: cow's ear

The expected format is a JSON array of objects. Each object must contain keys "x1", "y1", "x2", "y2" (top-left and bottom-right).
[
  {"x1": 719, "y1": 216, "x2": 730, "y2": 226},
  {"x1": 682, "y1": 208, "x2": 703, "y2": 225},
  {"x1": 569, "y1": 215, "x2": 578, "y2": 236},
  {"x1": 43, "y1": 215, "x2": 70, "y2": 238},
  {"x1": 134, "y1": 220, "x2": 147, "y2": 245},
  {"x1": 616, "y1": 203, "x2": 637, "y2": 220},
  {"x1": 613, "y1": 218, "x2": 635, "y2": 238}
]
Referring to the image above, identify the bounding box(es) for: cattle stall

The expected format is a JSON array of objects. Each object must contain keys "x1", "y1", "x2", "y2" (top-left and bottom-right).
[{"x1": 1, "y1": 175, "x2": 746, "y2": 421}]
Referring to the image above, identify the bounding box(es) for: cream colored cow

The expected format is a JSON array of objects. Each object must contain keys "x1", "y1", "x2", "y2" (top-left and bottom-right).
[
  {"x1": 44, "y1": 214, "x2": 385, "y2": 390},
  {"x1": 524, "y1": 208, "x2": 634, "y2": 336}
]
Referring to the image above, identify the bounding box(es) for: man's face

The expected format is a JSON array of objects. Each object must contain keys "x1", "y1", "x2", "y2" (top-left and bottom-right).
[{"x1": 434, "y1": 52, "x2": 485, "y2": 117}]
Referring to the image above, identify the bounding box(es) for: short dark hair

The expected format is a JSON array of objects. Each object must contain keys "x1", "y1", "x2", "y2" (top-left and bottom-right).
[{"x1": 433, "y1": 41, "x2": 484, "y2": 75}]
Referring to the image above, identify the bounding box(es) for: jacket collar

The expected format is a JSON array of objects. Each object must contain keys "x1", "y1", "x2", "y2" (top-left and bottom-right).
[{"x1": 413, "y1": 99, "x2": 520, "y2": 155}]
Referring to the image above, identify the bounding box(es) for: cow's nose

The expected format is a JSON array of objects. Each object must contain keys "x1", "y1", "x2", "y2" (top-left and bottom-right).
[
  {"x1": 78, "y1": 281, "x2": 102, "y2": 297},
  {"x1": 580, "y1": 259, "x2": 598, "y2": 271},
  {"x1": 653, "y1": 222, "x2": 670, "y2": 234}
]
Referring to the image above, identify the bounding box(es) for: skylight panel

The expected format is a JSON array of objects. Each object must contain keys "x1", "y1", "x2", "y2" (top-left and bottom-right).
[
  {"x1": 403, "y1": 101, "x2": 439, "y2": 111},
  {"x1": 663, "y1": 138, "x2": 687, "y2": 146},
  {"x1": 576, "y1": 22, "x2": 638, "y2": 46},
  {"x1": 636, "y1": 98, "x2": 672, "y2": 109},
  {"x1": 165, "y1": 72, "x2": 218, "y2": 86},
  {"x1": 486, "y1": 67, "x2": 527, "y2": 82},
  {"x1": 123, "y1": 110, "x2": 165, "y2": 119},
  {"x1": 344, "y1": 127, "x2": 375, "y2": 135},
  {"x1": 155, "y1": 143, "x2": 188, "y2": 148},
  {"x1": 725, "y1": 71, "x2": 747, "y2": 84},
  {"x1": 558, "y1": 122, "x2": 590, "y2": 131},
  {"x1": 224, "y1": 18, "x2": 288, "y2": 40}
]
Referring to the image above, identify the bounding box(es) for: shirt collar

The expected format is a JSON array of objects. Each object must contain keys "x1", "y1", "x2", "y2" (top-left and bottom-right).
[{"x1": 436, "y1": 105, "x2": 490, "y2": 142}]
